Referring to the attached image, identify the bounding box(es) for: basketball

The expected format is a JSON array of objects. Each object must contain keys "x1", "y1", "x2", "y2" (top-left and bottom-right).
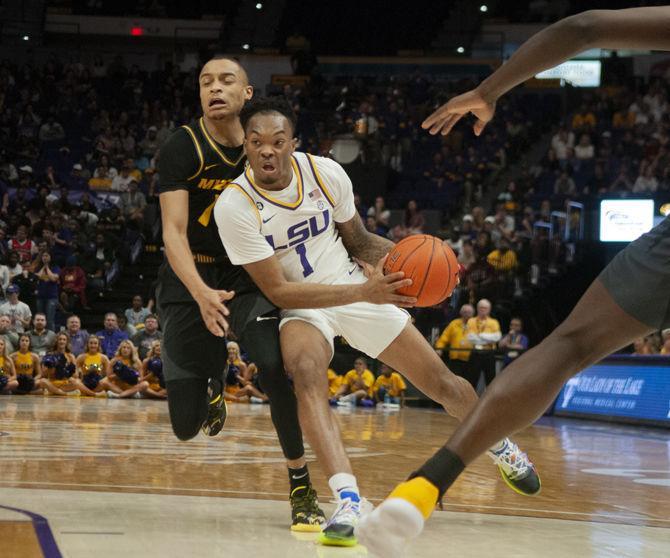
[{"x1": 384, "y1": 234, "x2": 460, "y2": 307}]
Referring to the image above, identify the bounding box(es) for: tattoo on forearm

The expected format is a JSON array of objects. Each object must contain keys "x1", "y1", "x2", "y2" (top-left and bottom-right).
[{"x1": 339, "y1": 217, "x2": 395, "y2": 265}]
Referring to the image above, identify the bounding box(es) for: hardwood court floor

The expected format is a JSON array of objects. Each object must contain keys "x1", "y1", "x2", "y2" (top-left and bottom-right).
[{"x1": 0, "y1": 396, "x2": 669, "y2": 557}]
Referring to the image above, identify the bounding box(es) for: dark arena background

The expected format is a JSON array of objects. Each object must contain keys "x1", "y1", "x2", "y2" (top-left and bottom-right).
[{"x1": 0, "y1": 1, "x2": 669, "y2": 557}]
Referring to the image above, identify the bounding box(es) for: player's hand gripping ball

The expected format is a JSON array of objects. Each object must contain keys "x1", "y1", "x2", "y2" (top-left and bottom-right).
[{"x1": 383, "y1": 234, "x2": 459, "y2": 307}]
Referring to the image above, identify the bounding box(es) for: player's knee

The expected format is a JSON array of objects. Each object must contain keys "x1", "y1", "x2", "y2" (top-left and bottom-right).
[{"x1": 284, "y1": 355, "x2": 321, "y2": 392}]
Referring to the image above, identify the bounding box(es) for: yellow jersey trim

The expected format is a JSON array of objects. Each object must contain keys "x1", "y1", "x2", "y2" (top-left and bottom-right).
[
  {"x1": 245, "y1": 157, "x2": 304, "y2": 210},
  {"x1": 198, "y1": 117, "x2": 245, "y2": 167},
  {"x1": 181, "y1": 125, "x2": 204, "y2": 181}
]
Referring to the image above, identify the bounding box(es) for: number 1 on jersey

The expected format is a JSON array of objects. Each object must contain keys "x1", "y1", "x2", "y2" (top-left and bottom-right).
[{"x1": 295, "y1": 244, "x2": 314, "y2": 277}]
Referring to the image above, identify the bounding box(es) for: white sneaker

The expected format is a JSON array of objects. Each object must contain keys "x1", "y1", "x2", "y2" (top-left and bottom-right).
[
  {"x1": 318, "y1": 495, "x2": 361, "y2": 546},
  {"x1": 66, "y1": 389, "x2": 81, "y2": 397},
  {"x1": 357, "y1": 498, "x2": 424, "y2": 558},
  {"x1": 487, "y1": 438, "x2": 541, "y2": 496},
  {"x1": 249, "y1": 396, "x2": 264, "y2": 404},
  {"x1": 133, "y1": 392, "x2": 143, "y2": 399},
  {"x1": 107, "y1": 391, "x2": 120, "y2": 398}
]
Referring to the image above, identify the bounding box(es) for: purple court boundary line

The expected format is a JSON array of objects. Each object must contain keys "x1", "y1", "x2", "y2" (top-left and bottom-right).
[{"x1": 0, "y1": 504, "x2": 63, "y2": 557}]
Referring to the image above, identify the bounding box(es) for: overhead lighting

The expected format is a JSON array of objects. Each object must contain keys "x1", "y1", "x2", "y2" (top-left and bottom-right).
[
  {"x1": 480, "y1": 5, "x2": 488, "y2": 12},
  {"x1": 256, "y1": 2, "x2": 263, "y2": 9},
  {"x1": 660, "y1": 203, "x2": 670, "y2": 216},
  {"x1": 22, "y1": 35, "x2": 30, "y2": 41},
  {"x1": 242, "y1": 43, "x2": 251, "y2": 50},
  {"x1": 456, "y1": 46, "x2": 465, "y2": 54}
]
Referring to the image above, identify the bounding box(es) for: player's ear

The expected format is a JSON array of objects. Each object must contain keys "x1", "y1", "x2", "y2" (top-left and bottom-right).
[
  {"x1": 290, "y1": 137, "x2": 298, "y2": 153},
  {"x1": 244, "y1": 85, "x2": 254, "y2": 101}
]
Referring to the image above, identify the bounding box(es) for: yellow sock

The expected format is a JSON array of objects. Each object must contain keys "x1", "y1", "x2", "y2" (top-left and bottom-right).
[{"x1": 388, "y1": 477, "x2": 439, "y2": 520}]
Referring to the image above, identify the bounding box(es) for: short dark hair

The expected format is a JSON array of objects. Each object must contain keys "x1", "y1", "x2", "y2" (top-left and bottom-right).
[{"x1": 239, "y1": 96, "x2": 297, "y2": 135}]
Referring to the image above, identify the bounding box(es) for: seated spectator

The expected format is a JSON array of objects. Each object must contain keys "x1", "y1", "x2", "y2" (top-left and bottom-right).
[
  {"x1": 631, "y1": 337, "x2": 653, "y2": 356},
  {"x1": 633, "y1": 165, "x2": 658, "y2": 193},
  {"x1": 551, "y1": 127, "x2": 574, "y2": 162},
  {"x1": 571, "y1": 104, "x2": 596, "y2": 132},
  {"x1": 423, "y1": 153, "x2": 447, "y2": 189},
  {"x1": 12, "y1": 263, "x2": 39, "y2": 312},
  {"x1": 40, "y1": 332, "x2": 82, "y2": 396},
  {"x1": 29, "y1": 313, "x2": 56, "y2": 357},
  {"x1": 10, "y1": 333, "x2": 44, "y2": 395},
  {"x1": 38, "y1": 116, "x2": 66, "y2": 143},
  {"x1": 0, "y1": 337, "x2": 18, "y2": 394},
  {"x1": 119, "y1": 180, "x2": 147, "y2": 228},
  {"x1": 487, "y1": 238, "x2": 519, "y2": 273},
  {"x1": 372, "y1": 364, "x2": 407, "y2": 406},
  {"x1": 0, "y1": 257, "x2": 9, "y2": 300},
  {"x1": 139, "y1": 126, "x2": 160, "y2": 158},
  {"x1": 367, "y1": 196, "x2": 391, "y2": 236},
  {"x1": 327, "y1": 368, "x2": 343, "y2": 398},
  {"x1": 140, "y1": 340, "x2": 167, "y2": 399},
  {"x1": 59, "y1": 256, "x2": 89, "y2": 311},
  {"x1": 612, "y1": 106, "x2": 635, "y2": 129},
  {"x1": 329, "y1": 357, "x2": 375, "y2": 406},
  {"x1": 457, "y1": 239, "x2": 476, "y2": 271},
  {"x1": 8, "y1": 225, "x2": 38, "y2": 265},
  {"x1": 132, "y1": 314, "x2": 162, "y2": 360},
  {"x1": 117, "y1": 313, "x2": 137, "y2": 338},
  {"x1": 0, "y1": 314, "x2": 19, "y2": 354},
  {"x1": 110, "y1": 163, "x2": 134, "y2": 192},
  {"x1": 124, "y1": 295, "x2": 151, "y2": 330},
  {"x1": 68, "y1": 164, "x2": 89, "y2": 190},
  {"x1": 101, "y1": 339, "x2": 148, "y2": 399},
  {"x1": 0, "y1": 285, "x2": 31, "y2": 333},
  {"x1": 6, "y1": 251, "x2": 24, "y2": 282},
  {"x1": 35, "y1": 252, "x2": 60, "y2": 331},
  {"x1": 224, "y1": 341, "x2": 268, "y2": 403},
  {"x1": 65, "y1": 314, "x2": 89, "y2": 357},
  {"x1": 403, "y1": 200, "x2": 424, "y2": 234},
  {"x1": 93, "y1": 154, "x2": 118, "y2": 180},
  {"x1": 95, "y1": 312, "x2": 129, "y2": 359},
  {"x1": 574, "y1": 134, "x2": 594, "y2": 160},
  {"x1": 499, "y1": 317, "x2": 529, "y2": 367},
  {"x1": 554, "y1": 171, "x2": 577, "y2": 196},
  {"x1": 98, "y1": 207, "x2": 126, "y2": 243},
  {"x1": 661, "y1": 330, "x2": 670, "y2": 355}
]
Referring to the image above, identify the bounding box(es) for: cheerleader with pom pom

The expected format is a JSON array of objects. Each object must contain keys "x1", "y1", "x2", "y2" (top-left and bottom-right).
[
  {"x1": 103, "y1": 339, "x2": 148, "y2": 398},
  {"x1": 140, "y1": 340, "x2": 167, "y2": 399},
  {"x1": 41, "y1": 332, "x2": 82, "y2": 396},
  {"x1": 10, "y1": 334, "x2": 44, "y2": 394},
  {"x1": 75, "y1": 336, "x2": 110, "y2": 397},
  {"x1": 0, "y1": 338, "x2": 19, "y2": 394}
]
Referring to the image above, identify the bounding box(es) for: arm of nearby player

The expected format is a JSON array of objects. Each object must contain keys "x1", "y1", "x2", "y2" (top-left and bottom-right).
[
  {"x1": 214, "y1": 187, "x2": 415, "y2": 309},
  {"x1": 159, "y1": 129, "x2": 233, "y2": 337},
  {"x1": 316, "y1": 156, "x2": 396, "y2": 265},
  {"x1": 423, "y1": 7, "x2": 670, "y2": 136}
]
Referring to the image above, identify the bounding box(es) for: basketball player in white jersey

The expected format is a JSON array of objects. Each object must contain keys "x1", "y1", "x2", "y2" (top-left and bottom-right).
[{"x1": 214, "y1": 97, "x2": 540, "y2": 546}]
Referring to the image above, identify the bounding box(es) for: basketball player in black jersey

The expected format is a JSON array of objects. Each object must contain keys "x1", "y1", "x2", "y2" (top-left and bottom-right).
[{"x1": 156, "y1": 57, "x2": 324, "y2": 531}]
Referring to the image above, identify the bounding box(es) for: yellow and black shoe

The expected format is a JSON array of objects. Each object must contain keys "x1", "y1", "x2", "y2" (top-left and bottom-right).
[
  {"x1": 290, "y1": 485, "x2": 325, "y2": 533},
  {"x1": 201, "y1": 377, "x2": 227, "y2": 437},
  {"x1": 318, "y1": 493, "x2": 361, "y2": 547},
  {"x1": 488, "y1": 438, "x2": 541, "y2": 496}
]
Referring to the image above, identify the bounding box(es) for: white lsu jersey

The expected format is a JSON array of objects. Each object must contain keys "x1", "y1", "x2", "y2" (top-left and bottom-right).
[{"x1": 215, "y1": 152, "x2": 361, "y2": 285}]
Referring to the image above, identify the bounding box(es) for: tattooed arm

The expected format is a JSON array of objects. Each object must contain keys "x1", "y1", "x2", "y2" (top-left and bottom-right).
[{"x1": 337, "y1": 214, "x2": 395, "y2": 266}]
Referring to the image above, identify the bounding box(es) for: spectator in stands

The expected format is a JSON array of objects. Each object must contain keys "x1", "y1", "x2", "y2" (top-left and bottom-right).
[
  {"x1": 435, "y1": 303, "x2": 475, "y2": 388},
  {"x1": 0, "y1": 314, "x2": 19, "y2": 354},
  {"x1": 139, "y1": 126, "x2": 160, "y2": 158},
  {"x1": 372, "y1": 364, "x2": 407, "y2": 406},
  {"x1": 330, "y1": 357, "x2": 375, "y2": 406},
  {"x1": 554, "y1": 170, "x2": 577, "y2": 196},
  {"x1": 63, "y1": 315, "x2": 88, "y2": 357},
  {"x1": 119, "y1": 180, "x2": 147, "y2": 228},
  {"x1": 29, "y1": 313, "x2": 56, "y2": 357},
  {"x1": 38, "y1": 116, "x2": 66, "y2": 143},
  {"x1": 612, "y1": 105, "x2": 636, "y2": 129},
  {"x1": 574, "y1": 134, "x2": 595, "y2": 161},
  {"x1": 466, "y1": 299, "x2": 502, "y2": 389},
  {"x1": 59, "y1": 256, "x2": 89, "y2": 311},
  {"x1": 0, "y1": 229, "x2": 9, "y2": 263},
  {"x1": 367, "y1": 196, "x2": 391, "y2": 236},
  {"x1": 571, "y1": 104, "x2": 596, "y2": 132},
  {"x1": 68, "y1": 164, "x2": 89, "y2": 190},
  {"x1": 102, "y1": 339, "x2": 148, "y2": 399},
  {"x1": 423, "y1": 153, "x2": 447, "y2": 189},
  {"x1": 633, "y1": 165, "x2": 658, "y2": 193},
  {"x1": 125, "y1": 295, "x2": 151, "y2": 330},
  {"x1": 98, "y1": 207, "x2": 125, "y2": 243},
  {"x1": 117, "y1": 313, "x2": 137, "y2": 338},
  {"x1": 132, "y1": 314, "x2": 162, "y2": 360},
  {"x1": 0, "y1": 285, "x2": 31, "y2": 333},
  {"x1": 661, "y1": 330, "x2": 670, "y2": 356},
  {"x1": 8, "y1": 225, "x2": 38, "y2": 265},
  {"x1": 457, "y1": 239, "x2": 476, "y2": 271},
  {"x1": 95, "y1": 312, "x2": 128, "y2": 359},
  {"x1": 550, "y1": 127, "x2": 574, "y2": 163},
  {"x1": 487, "y1": 238, "x2": 519, "y2": 274},
  {"x1": 5, "y1": 252, "x2": 23, "y2": 282},
  {"x1": 12, "y1": 267, "x2": 39, "y2": 308},
  {"x1": 110, "y1": 163, "x2": 134, "y2": 192},
  {"x1": 0, "y1": 256, "x2": 9, "y2": 300},
  {"x1": 609, "y1": 166, "x2": 634, "y2": 192},
  {"x1": 499, "y1": 317, "x2": 529, "y2": 367},
  {"x1": 93, "y1": 154, "x2": 118, "y2": 181},
  {"x1": 34, "y1": 252, "x2": 60, "y2": 331},
  {"x1": 631, "y1": 337, "x2": 653, "y2": 356}
]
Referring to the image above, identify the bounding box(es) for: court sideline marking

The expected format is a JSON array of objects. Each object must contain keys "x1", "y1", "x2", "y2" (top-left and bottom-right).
[{"x1": 0, "y1": 504, "x2": 63, "y2": 557}]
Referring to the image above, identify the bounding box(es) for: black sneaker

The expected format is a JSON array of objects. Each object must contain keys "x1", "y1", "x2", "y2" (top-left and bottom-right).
[
  {"x1": 290, "y1": 485, "x2": 325, "y2": 532},
  {"x1": 201, "y1": 377, "x2": 227, "y2": 437}
]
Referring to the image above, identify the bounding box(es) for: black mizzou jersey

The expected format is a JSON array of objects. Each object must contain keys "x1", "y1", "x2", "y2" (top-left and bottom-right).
[{"x1": 158, "y1": 117, "x2": 246, "y2": 261}]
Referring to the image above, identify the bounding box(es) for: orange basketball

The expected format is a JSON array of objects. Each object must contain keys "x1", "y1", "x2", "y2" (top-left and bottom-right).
[{"x1": 383, "y1": 234, "x2": 460, "y2": 307}]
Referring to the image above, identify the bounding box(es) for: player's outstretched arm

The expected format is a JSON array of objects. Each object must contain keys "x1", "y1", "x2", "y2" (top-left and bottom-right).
[
  {"x1": 160, "y1": 191, "x2": 234, "y2": 337},
  {"x1": 423, "y1": 6, "x2": 670, "y2": 136},
  {"x1": 337, "y1": 214, "x2": 395, "y2": 267}
]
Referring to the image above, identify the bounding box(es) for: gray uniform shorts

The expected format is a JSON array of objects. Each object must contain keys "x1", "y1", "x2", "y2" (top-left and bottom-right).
[{"x1": 599, "y1": 216, "x2": 670, "y2": 330}]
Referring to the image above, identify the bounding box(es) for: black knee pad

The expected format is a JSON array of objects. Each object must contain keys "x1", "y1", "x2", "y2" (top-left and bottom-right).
[{"x1": 166, "y1": 379, "x2": 208, "y2": 442}]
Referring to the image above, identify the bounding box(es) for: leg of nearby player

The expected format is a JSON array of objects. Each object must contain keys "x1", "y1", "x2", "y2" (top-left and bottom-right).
[
  {"x1": 281, "y1": 320, "x2": 353, "y2": 479},
  {"x1": 377, "y1": 322, "x2": 477, "y2": 420},
  {"x1": 446, "y1": 279, "x2": 652, "y2": 465}
]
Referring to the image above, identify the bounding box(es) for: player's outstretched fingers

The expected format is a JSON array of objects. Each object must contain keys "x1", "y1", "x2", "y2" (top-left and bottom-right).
[
  {"x1": 217, "y1": 290, "x2": 235, "y2": 306},
  {"x1": 384, "y1": 272, "x2": 408, "y2": 285},
  {"x1": 387, "y1": 278, "x2": 413, "y2": 291}
]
